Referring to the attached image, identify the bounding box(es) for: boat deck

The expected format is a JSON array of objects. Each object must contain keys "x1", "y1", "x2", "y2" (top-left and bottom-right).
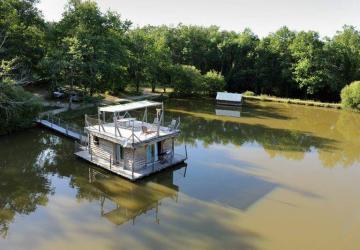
[
  {"x1": 75, "y1": 150, "x2": 186, "y2": 181},
  {"x1": 86, "y1": 120, "x2": 178, "y2": 146}
]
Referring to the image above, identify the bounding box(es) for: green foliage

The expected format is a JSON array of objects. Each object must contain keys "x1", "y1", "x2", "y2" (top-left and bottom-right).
[
  {"x1": 243, "y1": 91, "x2": 255, "y2": 96},
  {"x1": 2, "y1": 0, "x2": 360, "y2": 113},
  {"x1": 41, "y1": 0, "x2": 130, "y2": 96},
  {"x1": 202, "y1": 70, "x2": 225, "y2": 96},
  {"x1": 0, "y1": 0, "x2": 45, "y2": 80},
  {"x1": 172, "y1": 65, "x2": 202, "y2": 96},
  {"x1": 341, "y1": 81, "x2": 360, "y2": 110},
  {"x1": 0, "y1": 84, "x2": 42, "y2": 135}
]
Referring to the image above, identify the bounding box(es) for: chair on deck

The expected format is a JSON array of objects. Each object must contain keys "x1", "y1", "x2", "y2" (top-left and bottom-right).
[
  {"x1": 142, "y1": 125, "x2": 156, "y2": 135},
  {"x1": 168, "y1": 119, "x2": 177, "y2": 131}
]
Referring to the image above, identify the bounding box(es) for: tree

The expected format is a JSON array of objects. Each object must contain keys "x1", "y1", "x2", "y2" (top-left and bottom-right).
[
  {"x1": 0, "y1": 0, "x2": 45, "y2": 83},
  {"x1": 290, "y1": 31, "x2": 328, "y2": 99},
  {"x1": 341, "y1": 81, "x2": 360, "y2": 110},
  {"x1": 202, "y1": 70, "x2": 225, "y2": 96},
  {"x1": 255, "y1": 27, "x2": 297, "y2": 96},
  {"x1": 172, "y1": 65, "x2": 202, "y2": 96},
  {"x1": 220, "y1": 29, "x2": 259, "y2": 93},
  {"x1": 44, "y1": 0, "x2": 130, "y2": 95},
  {"x1": 324, "y1": 26, "x2": 360, "y2": 100},
  {"x1": 0, "y1": 0, "x2": 42, "y2": 134}
]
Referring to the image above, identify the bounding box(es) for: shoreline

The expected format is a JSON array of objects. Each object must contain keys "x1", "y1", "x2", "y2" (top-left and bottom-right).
[{"x1": 242, "y1": 95, "x2": 342, "y2": 109}]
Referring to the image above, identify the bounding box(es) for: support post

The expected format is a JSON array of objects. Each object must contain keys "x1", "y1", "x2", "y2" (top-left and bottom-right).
[
  {"x1": 113, "y1": 114, "x2": 117, "y2": 137},
  {"x1": 132, "y1": 149, "x2": 135, "y2": 179},
  {"x1": 132, "y1": 122, "x2": 135, "y2": 144},
  {"x1": 185, "y1": 144, "x2": 188, "y2": 159},
  {"x1": 110, "y1": 155, "x2": 112, "y2": 170},
  {"x1": 98, "y1": 111, "x2": 101, "y2": 132},
  {"x1": 162, "y1": 102, "x2": 164, "y2": 126},
  {"x1": 172, "y1": 138, "x2": 175, "y2": 157},
  {"x1": 152, "y1": 153, "x2": 155, "y2": 172},
  {"x1": 145, "y1": 107, "x2": 148, "y2": 123}
]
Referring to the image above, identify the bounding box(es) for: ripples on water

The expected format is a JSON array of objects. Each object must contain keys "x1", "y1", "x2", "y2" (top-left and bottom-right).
[{"x1": 0, "y1": 99, "x2": 360, "y2": 250}]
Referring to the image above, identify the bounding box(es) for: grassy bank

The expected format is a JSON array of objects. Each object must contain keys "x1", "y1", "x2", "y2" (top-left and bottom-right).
[{"x1": 243, "y1": 94, "x2": 342, "y2": 109}]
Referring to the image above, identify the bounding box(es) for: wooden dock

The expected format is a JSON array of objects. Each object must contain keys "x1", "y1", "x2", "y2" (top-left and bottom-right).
[{"x1": 37, "y1": 119, "x2": 84, "y2": 141}]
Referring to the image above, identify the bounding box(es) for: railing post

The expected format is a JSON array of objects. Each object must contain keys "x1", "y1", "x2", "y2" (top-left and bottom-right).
[
  {"x1": 110, "y1": 155, "x2": 112, "y2": 170},
  {"x1": 132, "y1": 149, "x2": 135, "y2": 179},
  {"x1": 132, "y1": 122, "x2": 135, "y2": 144}
]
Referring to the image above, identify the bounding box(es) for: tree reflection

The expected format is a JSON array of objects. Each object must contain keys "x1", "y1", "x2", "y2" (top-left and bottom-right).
[
  {"x1": 0, "y1": 129, "x2": 55, "y2": 238},
  {"x1": 167, "y1": 99, "x2": 360, "y2": 167}
]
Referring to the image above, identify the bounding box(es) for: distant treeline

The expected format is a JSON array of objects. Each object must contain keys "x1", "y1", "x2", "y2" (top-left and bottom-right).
[{"x1": 2, "y1": 0, "x2": 360, "y2": 104}]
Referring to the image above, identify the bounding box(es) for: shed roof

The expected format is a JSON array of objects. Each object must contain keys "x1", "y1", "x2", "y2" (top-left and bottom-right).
[
  {"x1": 216, "y1": 92, "x2": 242, "y2": 102},
  {"x1": 99, "y1": 100, "x2": 162, "y2": 113}
]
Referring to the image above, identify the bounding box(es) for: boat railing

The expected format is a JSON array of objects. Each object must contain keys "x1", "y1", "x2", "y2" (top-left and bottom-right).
[
  {"x1": 75, "y1": 140, "x2": 124, "y2": 171},
  {"x1": 85, "y1": 113, "x2": 181, "y2": 146}
]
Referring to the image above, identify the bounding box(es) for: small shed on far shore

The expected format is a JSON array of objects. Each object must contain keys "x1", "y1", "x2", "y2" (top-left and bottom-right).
[{"x1": 216, "y1": 92, "x2": 243, "y2": 106}]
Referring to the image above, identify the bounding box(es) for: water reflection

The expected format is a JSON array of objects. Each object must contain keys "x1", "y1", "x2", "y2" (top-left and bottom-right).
[
  {"x1": 1, "y1": 99, "x2": 360, "y2": 249},
  {"x1": 0, "y1": 130, "x2": 55, "y2": 238},
  {"x1": 215, "y1": 105, "x2": 242, "y2": 117},
  {"x1": 167, "y1": 99, "x2": 360, "y2": 167},
  {"x1": 74, "y1": 166, "x2": 186, "y2": 226}
]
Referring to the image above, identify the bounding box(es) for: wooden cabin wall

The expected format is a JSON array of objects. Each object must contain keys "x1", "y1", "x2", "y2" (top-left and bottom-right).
[
  {"x1": 99, "y1": 138, "x2": 114, "y2": 155},
  {"x1": 89, "y1": 135, "x2": 112, "y2": 159}
]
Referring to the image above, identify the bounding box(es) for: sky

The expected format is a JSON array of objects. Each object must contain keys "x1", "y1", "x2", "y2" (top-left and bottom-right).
[{"x1": 37, "y1": 0, "x2": 360, "y2": 38}]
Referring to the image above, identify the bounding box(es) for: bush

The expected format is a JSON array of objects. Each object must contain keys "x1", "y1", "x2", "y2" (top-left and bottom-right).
[
  {"x1": 202, "y1": 70, "x2": 226, "y2": 96},
  {"x1": 243, "y1": 90, "x2": 255, "y2": 96},
  {"x1": 341, "y1": 81, "x2": 360, "y2": 110},
  {"x1": 172, "y1": 65, "x2": 202, "y2": 96},
  {"x1": 0, "y1": 84, "x2": 42, "y2": 135}
]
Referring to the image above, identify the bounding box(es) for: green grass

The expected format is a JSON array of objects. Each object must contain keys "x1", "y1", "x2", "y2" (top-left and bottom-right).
[{"x1": 243, "y1": 94, "x2": 342, "y2": 109}]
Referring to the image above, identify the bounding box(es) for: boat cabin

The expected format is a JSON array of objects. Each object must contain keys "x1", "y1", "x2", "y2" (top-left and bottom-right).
[
  {"x1": 75, "y1": 100, "x2": 187, "y2": 181},
  {"x1": 216, "y1": 92, "x2": 243, "y2": 106}
]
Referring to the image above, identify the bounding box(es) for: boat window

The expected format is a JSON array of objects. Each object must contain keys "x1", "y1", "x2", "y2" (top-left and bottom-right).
[{"x1": 93, "y1": 136, "x2": 99, "y2": 145}]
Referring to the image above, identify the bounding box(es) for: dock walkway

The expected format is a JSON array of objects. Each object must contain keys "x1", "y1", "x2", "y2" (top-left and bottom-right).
[{"x1": 37, "y1": 119, "x2": 84, "y2": 140}]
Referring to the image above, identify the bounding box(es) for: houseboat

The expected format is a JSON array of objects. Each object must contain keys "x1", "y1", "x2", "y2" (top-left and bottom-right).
[
  {"x1": 216, "y1": 92, "x2": 243, "y2": 106},
  {"x1": 75, "y1": 100, "x2": 187, "y2": 181}
]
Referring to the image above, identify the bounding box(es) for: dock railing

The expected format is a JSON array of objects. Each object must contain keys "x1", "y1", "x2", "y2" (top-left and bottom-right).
[{"x1": 45, "y1": 113, "x2": 85, "y2": 138}]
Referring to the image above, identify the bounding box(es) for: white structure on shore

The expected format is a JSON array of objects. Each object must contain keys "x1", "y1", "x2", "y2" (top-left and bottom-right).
[
  {"x1": 75, "y1": 100, "x2": 187, "y2": 181},
  {"x1": 216, "y1": 92, "x2": 243, "y2": 106}
]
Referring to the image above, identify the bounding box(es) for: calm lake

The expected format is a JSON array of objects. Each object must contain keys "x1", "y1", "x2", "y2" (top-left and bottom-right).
[{"x1": 1, "y1": 99, "x2": 360, "y2": 250}]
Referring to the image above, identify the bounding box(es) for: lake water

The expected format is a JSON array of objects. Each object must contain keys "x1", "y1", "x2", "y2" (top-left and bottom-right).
[{"x1": 1, "y1": 99, "x2": 360, "y2": 250}]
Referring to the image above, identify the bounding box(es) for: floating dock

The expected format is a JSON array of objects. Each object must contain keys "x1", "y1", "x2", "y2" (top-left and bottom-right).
[{"x1": 37, "y1": 115, "x2": 85, "y2": 141}]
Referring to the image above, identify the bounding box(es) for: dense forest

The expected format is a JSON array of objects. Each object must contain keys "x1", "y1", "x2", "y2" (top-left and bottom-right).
[{"x1": 1, "y1": 0, "x2": 360, "y2": 133}]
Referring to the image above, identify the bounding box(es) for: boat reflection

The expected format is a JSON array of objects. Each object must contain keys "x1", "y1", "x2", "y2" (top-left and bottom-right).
[
  {"x1": 215, "y1": 105, "x2": 241, "y2": 118},
  {"x1": 86, "y1": 165, "x2": 187, "y2": 226}
]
